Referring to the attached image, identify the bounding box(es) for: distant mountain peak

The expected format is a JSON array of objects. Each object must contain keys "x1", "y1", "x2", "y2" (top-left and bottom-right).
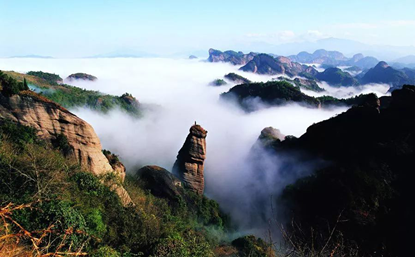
[{"x1": 376, "y1": 61, "x2": 390, "y2": 69}]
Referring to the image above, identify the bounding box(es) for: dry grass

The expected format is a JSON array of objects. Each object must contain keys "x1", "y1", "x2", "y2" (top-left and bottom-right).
[{"x1": 0, "y1": 202, "x2": 88, "y2": 257}]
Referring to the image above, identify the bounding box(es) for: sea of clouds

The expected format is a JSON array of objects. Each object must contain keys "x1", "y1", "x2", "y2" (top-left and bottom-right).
[{"x1": 0, "y1": 57, "x2": 389, "y2": 237}]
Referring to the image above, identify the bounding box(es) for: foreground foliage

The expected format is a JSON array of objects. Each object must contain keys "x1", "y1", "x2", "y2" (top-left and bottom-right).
[{"x1": 0, "y1": 121, "x2": 228, "y2": 256}]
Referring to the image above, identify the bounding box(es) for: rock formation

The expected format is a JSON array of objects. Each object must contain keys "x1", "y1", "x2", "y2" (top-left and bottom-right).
[
  {"x1": 173, "y1": 124, "x2": 207, "y2": 194},
  {"x1": 135, "y1": 165, "x2": 183, "y2": 201},
  {"x1": 0, "y1": 91, "x2": 131, "y2": 205},
  {"x1": 66, "y1": 73, "x2": 97, "y2": 81}
]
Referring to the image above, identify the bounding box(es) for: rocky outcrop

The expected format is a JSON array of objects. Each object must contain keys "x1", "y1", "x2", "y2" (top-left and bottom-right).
[
  {"x1": 103, "y1": 149, "x2": 126, "y2": 182},
  {"x1": 66, "y1": 73, "x2": 97, "y2": 81},
  {"x1": 135, "y1": 165, "x2": 183, "y2": 201},
  {"x1": 208, "y1": 49, "x2": 257, "y2": 65},
  {"x1": 173, "y1": 124, "x2": 207, "y2": 194},
  {"x1": 0, "y1": 91, "x2": 131, "y2": 204}
]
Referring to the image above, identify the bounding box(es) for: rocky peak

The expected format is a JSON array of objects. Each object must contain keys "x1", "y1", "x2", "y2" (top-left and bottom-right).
[
  {"x1": 352, "y1": 53, "x2": 364, "y2": 62},
  {"x1": 258, "y1": 127, "x2": 285, "y2": 148},
  {"x1": 376, "y1": 61, "x2": 390, "y2": 69},
  {"x1": 172, "y1": 123, "x2": 207, "y2": 194}
]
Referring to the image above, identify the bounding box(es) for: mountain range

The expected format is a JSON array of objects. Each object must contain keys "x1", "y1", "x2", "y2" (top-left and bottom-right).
[{"x1": 209, "y1": 49, "x2": 415, "y2": 91}]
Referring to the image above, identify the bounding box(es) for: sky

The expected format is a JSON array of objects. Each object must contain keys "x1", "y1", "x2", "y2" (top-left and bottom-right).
[{"x1": 1, "y1": 0, "x2": 415, "y2": 57}]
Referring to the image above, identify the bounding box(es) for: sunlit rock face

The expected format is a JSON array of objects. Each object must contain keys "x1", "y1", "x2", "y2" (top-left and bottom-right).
[
  {"x1": 0, "y1": 92, "x2": 131, "y2": 205},
  {"x1": 173, "y1": 124, "x2": 207, "y2": 194}
]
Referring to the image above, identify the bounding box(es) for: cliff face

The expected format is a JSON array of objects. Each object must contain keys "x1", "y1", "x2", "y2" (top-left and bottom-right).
[
  {"x1": 0, "y1": 92, "x2": 118, "y2": 178},
  {"x1": 0, "y1": 91, "x2": 131, "y2": 205},
  {"x1": 172, "y1": 124, "x2": 207, "y2": 194}
]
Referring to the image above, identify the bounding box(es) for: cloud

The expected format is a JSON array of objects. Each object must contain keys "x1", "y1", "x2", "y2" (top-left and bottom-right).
[
  {"x1": 244, "y1": 30, "x2": 328, "y2": 44},
  {"x1": 2, "y1": 57, "x2": 380, "y2": 237}
]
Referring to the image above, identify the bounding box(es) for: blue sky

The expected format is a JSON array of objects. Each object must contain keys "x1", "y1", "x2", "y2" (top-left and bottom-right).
[{"x1": 1, "y1": 0, "x2": 415, "y2": 57}]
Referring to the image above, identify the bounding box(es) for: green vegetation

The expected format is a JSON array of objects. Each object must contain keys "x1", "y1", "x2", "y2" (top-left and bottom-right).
[
  {"x1": 3, "y1": 71, "x2": 141, "y2": 116},
  {"x1": 27, "y1": 71, "x2": 62, "y2": 85},
  {"x1": 221, "y1": 81, "x2": 321, "y2": 111},
  {"x1": 224, "y1": 72, "x2": 251, "y2": 84},
  {"x1": 0, "y1": 71, "x2": 29, "y2": 96},
  {"x1": 210, "y1": 79, "x2": 227, "y2": 86},
  {"x1": 317, "y1": 93, "x2": 378, "y2": 107},
  {"x1": 221, "y1": 80, "x2": 379, "y2": 111},
  {"x1": 44, "y1": 83, "x2": 140, "y2": 115},
  {"x1": 316, "y1": 67, "x2": 359, "y2": 87},
  {"x1": 0, "y1": 121, "x2": 229, "y2": 256},
  {"x1": 275, "y1": 85, "x2": 415, "y2": 256},
  {"x1": 67, "y1": 72, "x2": 97, "y2": 81},
  {"x1": 276, "y1": 76, "x2": 324, "y2": 92}
]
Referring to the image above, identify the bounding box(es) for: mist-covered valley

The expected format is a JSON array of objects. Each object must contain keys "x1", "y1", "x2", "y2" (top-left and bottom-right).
[{"x1": 0, "y1": 56, "x2": 391, "y2": 236}]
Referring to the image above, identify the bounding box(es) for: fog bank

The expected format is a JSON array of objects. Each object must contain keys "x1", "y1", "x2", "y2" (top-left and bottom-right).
[{"x1": 0, "y1": 57, "x2": 353, "y2": 236}]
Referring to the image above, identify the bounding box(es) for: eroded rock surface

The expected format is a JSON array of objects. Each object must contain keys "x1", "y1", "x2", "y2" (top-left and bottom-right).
[
  {"x1": 173, "y1": 124, "x2": 207, "y2": 194},
  {"x1": 0, "y1": 91, "x2": 131, "y2": 204}
]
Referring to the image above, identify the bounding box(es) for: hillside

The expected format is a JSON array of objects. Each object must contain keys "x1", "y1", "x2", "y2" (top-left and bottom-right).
[
  {"x1": 315, "y1": 67, "x2": 360, "y2": 87},
  {"x1": 2, "y1": 70, "x2": 141, "y2": 116},
  {"x1": 221, "y1": 80, "x2": 376, "y2": 111},
  {"x1": 255, "y1": 85, "x2": 415, "y2": 256},
  {"x1": 360, "y1": 61, "x2": 415, "y2": 90},
  {"x1": 0, "y1": 72, "x2": 274, "y2": 256}
]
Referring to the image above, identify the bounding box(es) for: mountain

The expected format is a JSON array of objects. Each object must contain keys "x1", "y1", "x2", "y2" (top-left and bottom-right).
[
  {"x1": 221, "y1": 80, "x2": 379, "y2": 112},
  {"x1": 220, "y1": 81, "x2": 321, "y2": 111},
  {"x1": 207, "y1": 48, "x2": 257, "y2": 65},
  {"x1": 239, "y1": 54, "x2": 318, "y2": 77},
  {"x1": 257, "y1": 85, "x2": 415, "y2": 256},
  {"x1": 360, "y1": 61, "x2": 415, "y2": 90},
  {"x1": 315, "y1": 67, "x2": 360, "y2": 87},
  {"x1": 289, "y1": 49, "x2": 379, "y2": 69},
  {"x1": 289, "y1": 49, "x2": 347, "y2": 65},
  {"x1": 245, "y1": 37, "x2": 415, "y2": 61},
  {"x1": 352, "y1": 55, "x2": 379, "y2": 69}
]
